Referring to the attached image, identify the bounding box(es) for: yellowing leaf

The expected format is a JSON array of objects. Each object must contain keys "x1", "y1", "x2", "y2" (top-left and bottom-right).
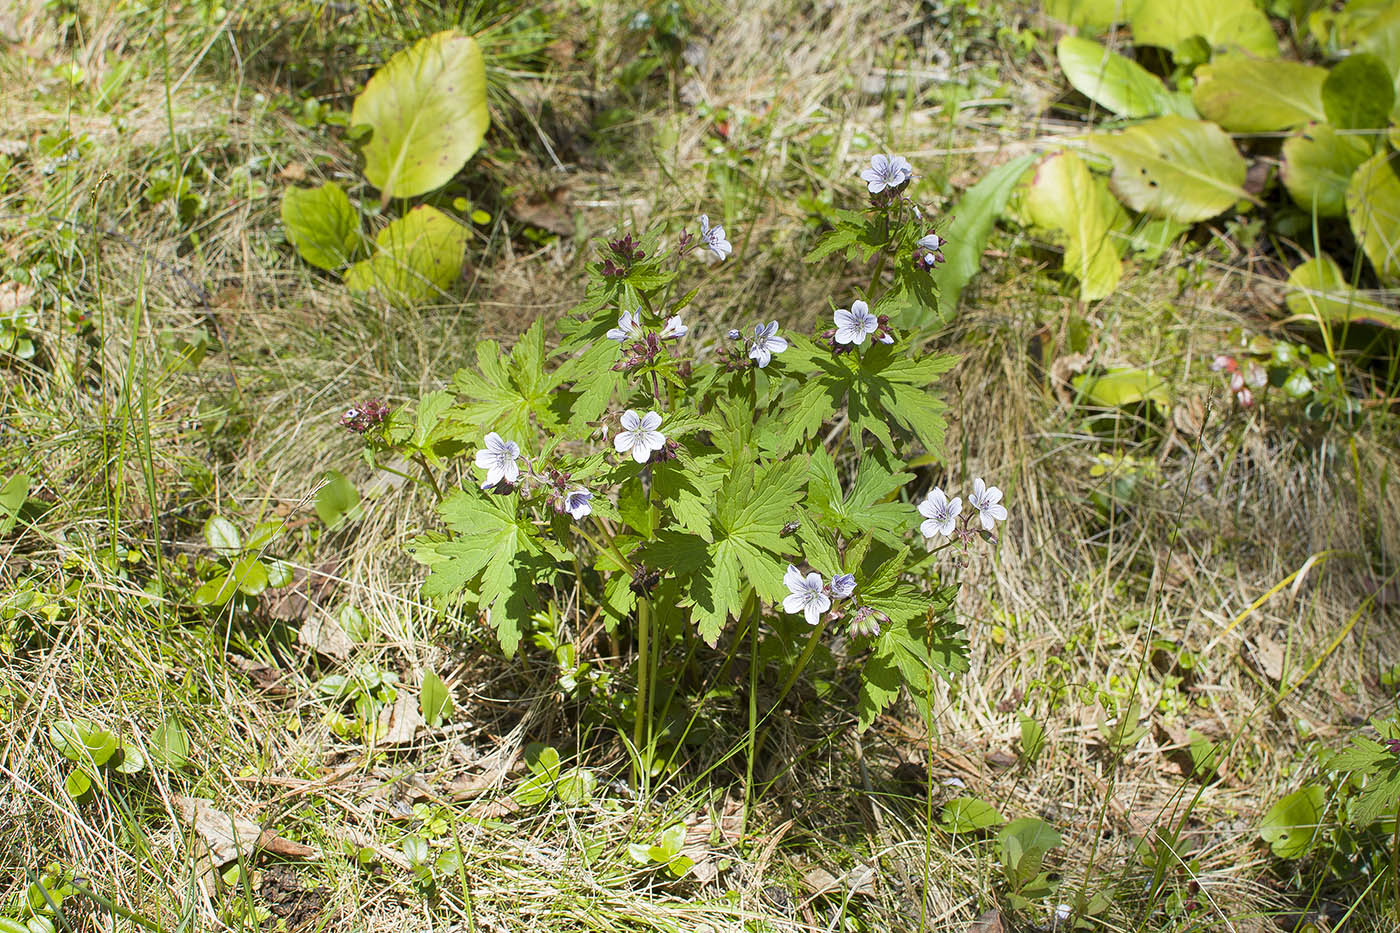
[
  {"x1": 1191, "y1": 55, "x2": 1327, "y2": 132},
  {"x1": 1083, "y1": 115, "x2": 1248, "y2": 223},
  {"x1": 1058, "y1": 36, "x2": 1194, "y2": 118},
  {"x1": 346, "y1": 205, "x2": 467, "y2": 304},
  {"x1": 1281, "y1": 123, "x2": 1370, "y2": 218},
  {"x1": 351, "y1": 31, "x2": 489, "y2": 203},
  {"x1": 281, "y1": 182, "x2": 361, "y2": 270},
  {"x1": 1346, "y1": 151, "x2": 1400, "y2": 284},
  {"x1": 1023, "y1": 150, "x2": 1124, "y2": 301},
  {"x1": 1285, "y1": 253, "x2": 1400, "y2": 329},
  {"x1": 1072, "y1": 368, "x2": 1171, "y2": 410},
  {"x1": 1131, "y1": 0, "x2": 1279, "y2": 58},
  {"x1": 1043, "y1": 0, "x2": 1145, "y2": 32}
]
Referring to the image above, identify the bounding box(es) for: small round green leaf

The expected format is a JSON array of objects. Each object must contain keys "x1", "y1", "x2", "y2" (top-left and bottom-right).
[
  {"x1": 1072, "y1": 368, "x2": 1172, "y2": 410},
  {"x1": 315, "y1": 469, "x2": 363, "y2": 529},
  {"x1": 1282, "y1": 123, "x2": 1371, "y2": 218},
  {"x1": 64, "y1": 768, "x2": 94, "y2": 801},
  {"x1": 113, "y1": 740, "x2": 146, "y2": 775},
  {"x1": 1323, "y1": 53, "x2": 1396, "y2": 130},
  {"x1": 281, "y1": 182, "x2": 361, "y2": 271},
  {"x1": 1259, "y1": 785, "x2": 1325, "y2": 859},
  {"x1": 202, "y1": 515, "x2": 242, "y2": 557},
  {"x1": 1346, "y1": 152, "x2": 1400, "y2": 284},
  {"x1": 939, "y1": 796, "x2": 1007, "y2": 832},
  {"x1": 231, "y1": 556, "x2": 270, "y2": 596},
  {"x1": 193, "y1": 572, "x2": 238, "y2": 606},
  {"x1": 351, "y1": 31, "x2": 490, "y2": 202},
  {"x1": 1191, "y1": 55, "x2": 1326, "y2": 132}
]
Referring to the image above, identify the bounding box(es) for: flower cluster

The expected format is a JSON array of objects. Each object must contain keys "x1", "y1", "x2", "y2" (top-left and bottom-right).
[
  {"x1": 914, "y1": 232, "x2": 947, "y2": 271},
  {"x1": 542, "y1": 468, "x2": 593, "y2": 519},
  {"x1": 601, "y1": 233, "x2": 646, "y2": 277},
  {"x1": 917, "y1": 477, "x2": 1007, "y2": 544},
  {"x1": 609, "y1": 312, "x2": 687, "y2": 372},
  {"x1": 339, "y1": 398, "x2": 391, "y2": 434},
  {"x1": 1211, "y1": 353, "x2": 1266, "y2": 409},
  {"x1": 717, "y1": 321, "x2": 790, "y2": 371},
  {"x1": 824, "y1": 299, "x2": 894, "y2": 351},
  {"x1": 782, "y1": 564, "x2": 887, "y2": 636},
  {"x1": 472, "y1": 433, "x2": 595, "y2": 520}
]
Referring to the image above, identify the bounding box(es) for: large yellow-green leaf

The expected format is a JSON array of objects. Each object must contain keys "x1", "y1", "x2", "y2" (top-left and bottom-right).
[
  {"x1": 1058, "y1": 37, "x2": 1195, "y2": 118},
  {"x1": 281, "y1": 182, "x2": 361, "y2": 271},
  {"x1": 1191, "y1": 55, "x2": 1326, "y2": 131},
  {"x1": 1023, "y1": 150, "x2": 1124, "y2": 301},
  {"x1": 1325, "y1": 0, "x2": 1400, "y2": 106},
  {"x1": 1043, "y1": 0, "x2": 1145, "y2": 31},
  {"x1": 1281, "y1": 123, "x2": 1370, "y2": 218},
  {"x1": 1346, "y1": 152, "x2": 1400, "y2": 284},
  {"x1": 1083, "y1": 115, "x2": 1248, "y2": 223},
  {"x1": 351, "y1": 30, "x2": 489, "y2": 202},
  {"x1": 1285, "y1": 253, "x2": 1400, "y2": 328},
  {"x1": 1322, "y1": 52, "x2": 1396, "y2": 129},
  {"x1": 1072, "y1": 368, "x2": 1171, "y2": 409},
  {"x1": 346, "y1": 206, "x2": 467, "y2": 303},
  {"x1": 1131, "y1": 0, "x2": 1279, "y2": 58}
]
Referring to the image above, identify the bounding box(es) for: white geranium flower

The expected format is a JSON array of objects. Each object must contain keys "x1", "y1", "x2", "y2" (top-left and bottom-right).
[
  {"x1": 833, "y1": 300, "x2": 878, "y2": 345},
  {"x1": 748, "y1": 321, "x2": 788, "y2": 368},
  {"x1": 563, "y1": 487, "x2": 593, "y2": 520},
  {"x1": 967, "y1": 477, "x2": 1007, "y2": 530},
  {"x1": 859, "y1": 153, "x2": 913, "y2": 193},
  {"x1": 699, "y1": 214, "x2": 732, "y2": 260},
  {"x1": 606, "y1": 310, "x2": 642, "y2": 343},
  {"x1": 474, "y1": 432, "x2": 520, "y2": 488},
  {"x1": 831, "y1": 573, "x2": 856, "y2": 599},
  {"x1": 659, "y1": 315, "x2": 688, "y2": 339},
  {"x1": 918, "y1": 487, "x2": 962, "y2": 538},
  {"x1": 782, "y1": 564, "x2": 830, "y2": 626},
  {"x1": 917, "y1": 233, "x2": 945, "y2": 251},
  {"x1": 613, "y1": 410, "x2": 666, "y2": 463}
]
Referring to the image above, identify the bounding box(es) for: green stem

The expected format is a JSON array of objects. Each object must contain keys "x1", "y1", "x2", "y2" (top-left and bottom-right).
[
  {"x1": 575, "y1": 522, "x2": 634, "y2": 575},
  {"x1": 741, "y1": 596, "x2": 760, "y2": 841},
  {"x1": 751, "y1": 616, "x2": 831, "y2": 765},
  {"x1": 413, "y1": 452, "x2": 444, "y2": 502},
  {"x1": 632, "y1": 596, "x2": 652, "y2": 791}
]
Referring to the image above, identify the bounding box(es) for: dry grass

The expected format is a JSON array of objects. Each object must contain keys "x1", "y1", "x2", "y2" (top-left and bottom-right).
[{"x1": 1, "y1": 0, "x2": 1398, "y2": 931}]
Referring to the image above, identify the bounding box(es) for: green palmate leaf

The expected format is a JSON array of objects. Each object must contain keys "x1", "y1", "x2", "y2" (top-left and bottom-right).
[
  {"x1": 1072, "y1": 367, "x2": 1172, "y2": 409},
  {"x1": 856, "y1": 582, "x2": 966, "y2": 731},
  {"x1": 351, "y1": 30, "x2": 489, "y2": 202},
  {"x1": 346, "y1": 205, "x2": 467, "y2": 304},
  {"x1": 1282, "y1": 123, "x2": 1371, "y2": 218},
  {"x1": 1057, "y1": 37, "x2": 1193, "y2": 118},
  {"x1": 1130, "y1": 0, "x2": 1278, "y2": 58},
  {"x1": 452, "y1": 320, "x2": 566, "y2": 438},
  {"x1": 1190, "y1": 55, "x2": 1327, "y2": 132},
  {"x1": 1043, "y1": 0, "x2": 1145, "y2": 32},
  {"x1": 419, "y1": 670, "x2": 453, "y2": 727},
  {"x1": 281, "y1": 182, "x2": 361, "y2": 270},
  {"x1": 1259, "y1": 785, "x2": 1325, "y2": 859},
  {"x1": 1346, "y1": 151, "x2": 1400, "y2": 284},
  {"x1": 1083, "y1": 115, "x2": 1249, "y2": 223},
  {"x1": 1323, "y1": 53, "x2": 1395, "y2": 129},
  {"x1": 940, "y1": 153, "x2": 1040, "y2": 310},
  {"x1": 1285, "y1": 253, "x2": 1400, "y2": 329},
  {"x1": 1023, "y1": 150, "x2": 1124, "y2": 301}
]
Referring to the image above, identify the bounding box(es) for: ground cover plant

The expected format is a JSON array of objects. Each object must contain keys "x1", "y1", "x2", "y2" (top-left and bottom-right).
[{"x1": 1, "y1": 0, "x2": 1399, "y2": 931}]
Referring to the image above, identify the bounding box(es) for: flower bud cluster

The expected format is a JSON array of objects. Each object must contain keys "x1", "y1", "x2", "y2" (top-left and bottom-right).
[
  {"x1": 1211, "y1": 354, "x2": 1266, "y2": 409},
  {"x1": 339, "y1": 398, "x2": 390, "y2": 434}
]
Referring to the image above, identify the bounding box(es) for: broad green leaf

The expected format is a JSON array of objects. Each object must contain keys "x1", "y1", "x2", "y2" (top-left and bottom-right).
[
  {"x1": 1323, "y1": 53, "x2": 1395, "y2": 129},
  {"x1": 997, "y1": 818, "x2": 1063, "y2": 889},
  {"x1": 1191, "y1": 55, "x2": 1326, "y2": 131},
  {"x1": 193, "y1": 572, "x2": 238, "y2": 606},
  {"x1": 281, "y1": 182, "x2": 361, "y2": 270},
  {"x1": 419, "y1": 670, "x2": 453, "y2": 727},
  {"x1": 64, "y1": 768, "x2": 94, "y2": 801},
  {"x1": 0, "y1": 472, "x2": 31, "y2": 534},
  {"x1": 113, "y1": 739, "x2": 146, "y2": 775},
  {"x1": 1084, "y1": 115, "x2": 1248, "y2": 223},
  {"x1": 346, "y1": 206, "x2": 467, "y2": 304},
  {"x1": 1285, "y1": 253, "x2": 1400, "y2": 328},
  {"x1": 1326, "y1": 1, "x2": 1400, "y2": 111},
  {"x1": 1072, "y1": 368, "x2": 1172, "y2": 409},
  {"x1": 203, "y1": 515, "x2": 241, "y2": 557},
  {"x1": 1282, "y1": 123, "x2": 1371, "y2": 218},
  {"x1": 940, "y1": 153, "x2": 1039, "y2": 310},
  {"x1": 940, "y1": 797, "x2": 1007, "y2": 832},
  {"x1": 1023, "y1": 150, "x2": 1124, "y2": 301},
  {"x1": 50, "y1": 719, "x2": 117, "y2": 765},
  {"x1": 230, "y1": 556, "x2": 269, "y2": 596},
  {"x1": 555, "y1": 767, "x2": 595, "y2": 805},
  {"x1": 1346, "y1": 151, "x2": 1400, "y2": 284},
  {"x1": 1058, "y1": 37, "x2": 1192, "y2": 118},
  {"x1": 1131, "y1": 0, "x2": 1279, "y2": 58},
  {"x1": 351, "y1": 30, "x2": 489, "y2": 202},
  {"x1": 1043, "y1": 0, "x2": 1144, "y2": 31},
  {"x1": 315, "y1": 469, "x2": 363, "y2": 529},
  {"x1": 149, "y1": 718, "x2": 191, "y2": 770},
  {"x1": 1259, "y1": 785, "x2": 1325, "y2": 859}
]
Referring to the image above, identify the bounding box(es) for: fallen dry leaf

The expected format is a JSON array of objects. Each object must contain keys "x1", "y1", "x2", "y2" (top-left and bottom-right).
[
  {"x1": 1241, "y1": 634, "x2": 1285, "y2": 682},
  {"x1": 0, "y1": 280, "x2": 34, "y2": 314},
  {"x1": 299, "y1": 612, "x2": 353, "y2": 663},
  {"x1": 967, "y1": 908, "x2": 1004, "y2": 933},
  {"x1": 265, "y1": 560, "x2": 340, "y2": 623},
  {"x1": 172, "y1": 796, "x2": 314, "y2": 865},
  {"x1": 376, "y1": 691, "x2": 423, "y2": 745},
  {"x1": 277, "y1": 163, "x2": 308, "y2": 182}
]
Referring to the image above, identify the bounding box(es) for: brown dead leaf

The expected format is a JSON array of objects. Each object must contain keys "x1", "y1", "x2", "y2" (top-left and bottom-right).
[
  {"x1": 1050, "y1": 352, "x2": 1090, "y2": 408},
  {"x1": 510, "y1": 187, "x2": 574, "y2": 235},
  {"x1": 801, "y1": 863, "x2": 876, "y2": 898},
  {"x1": 227, "y1": 654, "x2": 291, "y2": 695},
  {"x1": 277, "y1": 163, "x2": 308, "y2": 182},
  {"x1": 376, "y1": 691, "x2": 424, "y2": 745},
  {"x1": 265, "y1": 560, "x2": 340, "y2": 623},
  {"x1": 0, "y1": 280, "x2": 34, "y2": 314},
  {"x1": 967, "y1": 909, "x2": 1004, "y2": 933},
  {"x1": 172, "y1": 796, "x2": 314, "y2": 865},
  {"x1": 1241, "y1": 634, "x2": 1285, "y2": 682},
  {"x1": 299, "y1": 612, "x2": 353, "y2": 663},
  {"x1": 985, "y1": 749, "x2": 1018, "y2": 769}
]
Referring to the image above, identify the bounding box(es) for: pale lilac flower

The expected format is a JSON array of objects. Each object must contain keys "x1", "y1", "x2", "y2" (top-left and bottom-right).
[
  {"x1": 607, "y1": 310, "x2": 642, "y2": 343},
  {"x1": 659, "y1": 315, "x2": 687, "y2": 339},
  {"x1": 474, "y1": 432, "x2": 520, "y2": 488},
  {"x1": 748, "y1": 321, "x2": 788, "y2": 368},
  {"x1": 1053, "y1": 904, "x2": 1073, "y2": 926},
  {"x1": 726, "y1": 328, "x2": 742, "y2": 340},
  {"x1": 918, "y1": 488, "x2": 962, "y2": 538},
  {"x1": 831, "y1": 573, "x2": 856, "y2": 600},
  {"x1": 613, "y1": 410, "x2": 667, "y2": 463},
  {"x1": 782, "y1": 564, "x2": 830, "y2": 626},
  {"x1": 967, "y1": 478, "x2": 1007, "y2": 531},
  {"x1": 833, "y1": 300, "x2": 879, "y2": 345},
  {"x1": 917, "y1": 233, "x2": 946, "y2": 252},
  {"x1": 563, "y1": 487, "x2": 593, "y2": 520},
  {"x1": 699, "y1": 214, "x2": 732, "y2": 260},
  {"x1": 859, "y1": 153, "x2": 913, "y2": 194}
]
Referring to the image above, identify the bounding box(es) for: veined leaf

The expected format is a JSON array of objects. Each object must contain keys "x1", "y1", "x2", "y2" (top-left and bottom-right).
[
  {"x1": 1322, "y1": 52, "x2": 1395, "y2": 130},
  {"x1": 281, "y1": 182, "x2": 362, "y2": 270},
  {"x1": 1023, "y1": 150, "x2": 1124, "y2": 301},
  {"x1": 1347, "y1": 151, "x2": 1400, "y2": 284},
  {"x1": 1043, "y1": 0, "x2": 1145, "y2": 32},
  {"x1": 1282, "y1": 123, "x2": 1371, "y2": 218},
  {"x1": 1191, "y1": 55, "x2": 1327, "y2": 132},
  {"x1": 1130, "y1": 0, "x2": 1278, "y2": 58},
  {"x1": 1083, "y1": 116, "x2": 1249, "y2": 223},
  {"x1": 1058, "y1": 37, "x2": 1192, "y2": 118},
  {"x1": 940, "y1": 153, "x2": 1039, "y2": 310},
  {"x1": 1285, "y1": 253, "x2": 1400, "y2": 329},
  {"x1": 346, "y1": 206, "x2": 467, "y2": 304}
]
